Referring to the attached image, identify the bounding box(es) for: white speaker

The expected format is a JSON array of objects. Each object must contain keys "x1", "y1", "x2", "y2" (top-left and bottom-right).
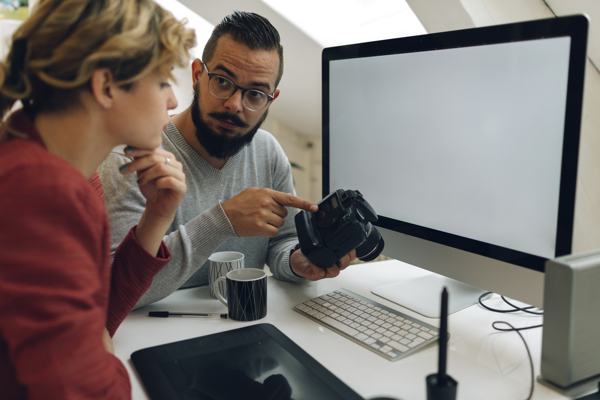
[{"x1": 541, "y1": 250, "x2": 600, "y2": 388}]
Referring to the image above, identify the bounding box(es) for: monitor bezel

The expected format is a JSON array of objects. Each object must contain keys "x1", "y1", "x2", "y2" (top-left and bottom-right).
[{"x1": 322, "y1": 15, "x2": 588, "y2": 272}]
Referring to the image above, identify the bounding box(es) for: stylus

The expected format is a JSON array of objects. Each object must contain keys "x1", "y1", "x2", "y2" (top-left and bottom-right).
[
  {"x1": 425, "y1": 287, "x2": 457, "y2": 400},
  {"x1": 438, "y1": 287, "x2": 448, "y2": 380},
  {"x1": 148, "y1": 311, "x2": 228, "y2": 319}
]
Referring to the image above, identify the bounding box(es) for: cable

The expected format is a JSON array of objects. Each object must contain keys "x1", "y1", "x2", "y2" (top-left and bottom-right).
[
  {"x1": 499, "y1": 295, "x2": 544, "y2": 315},
  {"x1": 492, "y1": 321, "x2": 535, "y2": 400},
  {"x1": 479, "y1": 293, "x2": 541, "y2": 400},
  {"x1": 491, "y1": 320, "x2": 542, "y2": 332},
  {"x1": 478, "y1": 291, "x2": 543, "y2": 316}
]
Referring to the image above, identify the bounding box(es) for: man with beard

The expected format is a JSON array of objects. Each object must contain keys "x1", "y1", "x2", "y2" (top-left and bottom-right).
[{"x1": 99, "y1": 11, "x2": 357, "y2": 307}]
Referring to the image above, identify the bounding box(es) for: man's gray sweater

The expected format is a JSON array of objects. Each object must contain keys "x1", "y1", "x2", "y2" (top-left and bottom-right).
[{"x1": 99, "y1": 122, "x2": 303, "y2": 308}]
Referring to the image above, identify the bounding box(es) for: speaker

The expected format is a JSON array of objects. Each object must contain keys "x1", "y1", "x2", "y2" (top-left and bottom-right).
[{"x1": 541, "y1": 250, "x2": 600, "y2": 388}]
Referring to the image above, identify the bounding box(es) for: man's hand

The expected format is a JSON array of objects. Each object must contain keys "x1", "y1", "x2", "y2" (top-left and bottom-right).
[
  {"x1": 221, "y1": 188, "x2": 317, "y2": 237},
  {"x1": 290, "y1": 248, "x2": 357, "y2": 280}
]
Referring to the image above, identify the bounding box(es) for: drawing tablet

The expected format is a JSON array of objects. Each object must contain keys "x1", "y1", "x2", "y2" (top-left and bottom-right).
[{"x1": 131, "y1": 323, "x2": 363, "y2": 400}]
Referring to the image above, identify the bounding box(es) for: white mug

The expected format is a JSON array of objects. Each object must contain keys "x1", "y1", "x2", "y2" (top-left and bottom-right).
[{"x1": 208, "y1": 251, "x2": 244, "y2": 298}]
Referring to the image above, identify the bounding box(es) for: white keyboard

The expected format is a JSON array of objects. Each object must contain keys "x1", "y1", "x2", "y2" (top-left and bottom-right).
[{"x1": 294, "y1": 289, "x2": 438, "y2": 361}]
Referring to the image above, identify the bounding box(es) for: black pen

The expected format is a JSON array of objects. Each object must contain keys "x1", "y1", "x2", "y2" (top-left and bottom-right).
[{"x1": 148, "y1": 311, "x2": 228, "y2": 319}]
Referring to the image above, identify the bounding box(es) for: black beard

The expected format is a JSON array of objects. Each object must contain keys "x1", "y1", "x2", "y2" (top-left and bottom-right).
[{"x1": 190, "y1": 85, "x2": 268, "y2": 159}]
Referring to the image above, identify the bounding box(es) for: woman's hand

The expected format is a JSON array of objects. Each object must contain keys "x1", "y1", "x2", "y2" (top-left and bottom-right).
[
  {"x1": 120, "y1": 147, "x2": 186, "y2": 219},
  {"x1": 119, "y1": 147, "x2": 186, "y2": 255}
]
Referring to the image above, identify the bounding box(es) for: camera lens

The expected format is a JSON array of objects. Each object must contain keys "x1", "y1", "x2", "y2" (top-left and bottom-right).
[{"x1": 356, "y1": 224, "x2": 385, "y2": 261}]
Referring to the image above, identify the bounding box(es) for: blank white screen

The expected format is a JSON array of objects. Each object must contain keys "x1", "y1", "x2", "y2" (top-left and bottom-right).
[{"x1": 329, "y1": 37, "x2": 571, "y2": 258}]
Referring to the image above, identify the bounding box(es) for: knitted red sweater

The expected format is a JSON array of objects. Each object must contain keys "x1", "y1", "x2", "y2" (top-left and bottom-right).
[{"x1": 0, "y1": 112, "x2": 170, "y2": 399}]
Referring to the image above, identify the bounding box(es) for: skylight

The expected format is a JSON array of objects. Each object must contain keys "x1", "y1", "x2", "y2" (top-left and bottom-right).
[{"x1": 262, "y1": 0, "x2": 426, "y2": 47}]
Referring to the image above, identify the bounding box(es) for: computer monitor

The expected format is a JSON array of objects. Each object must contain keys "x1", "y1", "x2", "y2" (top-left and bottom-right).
[{"x1": 323, "y1": 15, "x2": 588, "y2": 317}]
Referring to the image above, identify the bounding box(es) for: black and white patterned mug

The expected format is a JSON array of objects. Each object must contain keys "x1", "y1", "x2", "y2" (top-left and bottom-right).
[{"x1": 214, "y1": 268, "x2": 267, "y2": 321}]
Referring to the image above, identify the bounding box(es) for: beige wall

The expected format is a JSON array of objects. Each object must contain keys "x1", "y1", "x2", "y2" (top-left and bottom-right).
[
  {"x1": 262, "y1": 117, "x2": 322, "y2": 202},
  {"x1": 572, "y1": 59, "x2": 600, "y2": 252}
]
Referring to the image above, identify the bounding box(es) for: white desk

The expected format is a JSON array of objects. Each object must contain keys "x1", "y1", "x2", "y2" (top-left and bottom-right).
[{"x1": 114, "y1": 259, "x2": 568, "y2": 400}]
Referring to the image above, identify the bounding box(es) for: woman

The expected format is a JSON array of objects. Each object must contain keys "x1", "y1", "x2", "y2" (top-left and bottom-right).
[{"x1": 0, "y1": 0, "x2": 195, "y2": 398}]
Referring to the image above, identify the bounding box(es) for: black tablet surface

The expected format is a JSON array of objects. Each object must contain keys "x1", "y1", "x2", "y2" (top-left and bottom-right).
[{"x1": 131, "y1": 323, "x2": 364, "y2": 400}]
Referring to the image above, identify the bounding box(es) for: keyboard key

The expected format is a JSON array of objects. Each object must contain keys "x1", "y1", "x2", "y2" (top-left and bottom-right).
[
  {"x1": 321, "y1": 316, "x2": 359, "y2": 336},
  {"x1": 389, "y1": 341, "x2": 409, "y2": 352},
  {"x1": 418, "y1": 331, "x2": 434, "y2": 340}
]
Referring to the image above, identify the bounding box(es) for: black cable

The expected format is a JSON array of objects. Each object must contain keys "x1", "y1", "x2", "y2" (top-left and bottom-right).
[
  {"x1": 500, "y1": 295, "x2": 544, "y2": 315},
  {"x1": 479, "y1": 293, "x2": 542, "y2": 400},
  {"x1": 478, "y1": 292, "x2": 544, "y2": 315},
  {"x1": 492, "y1": 321, "x2": 535, "y2": 400},
  {"x1": 492, "y1": 320, "x2": 542, "y2": 332}
]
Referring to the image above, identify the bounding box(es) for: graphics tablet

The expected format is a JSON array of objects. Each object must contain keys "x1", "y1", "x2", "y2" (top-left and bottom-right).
[{"x1": 131, "y1": 323, "x2": 363, "y2": 400}]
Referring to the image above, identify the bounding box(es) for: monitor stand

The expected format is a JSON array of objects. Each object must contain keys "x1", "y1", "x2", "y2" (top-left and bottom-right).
[{"x1": 371, "y1": 272, "x2": 485, "y2": 318}]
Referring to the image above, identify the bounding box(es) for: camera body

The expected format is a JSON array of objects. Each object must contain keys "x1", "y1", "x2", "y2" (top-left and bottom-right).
[{"x1": 295, "y1": 189, "x2": 384, "y2": 268}]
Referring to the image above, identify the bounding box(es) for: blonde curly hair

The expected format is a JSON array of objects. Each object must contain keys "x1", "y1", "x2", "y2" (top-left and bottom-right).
[{"x1": 0, "y1": 0, "x2": 196, "y2": 117}]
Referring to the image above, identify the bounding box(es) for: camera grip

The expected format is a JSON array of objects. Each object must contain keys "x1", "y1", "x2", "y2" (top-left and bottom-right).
[{"x1": 295, "y1": 211, "x2": 339, "y2": 268}]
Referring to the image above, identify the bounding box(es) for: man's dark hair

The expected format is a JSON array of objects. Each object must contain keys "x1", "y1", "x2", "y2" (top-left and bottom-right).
[{"x1": 202, "y1": 11, "x2": 284, "y2": 87}]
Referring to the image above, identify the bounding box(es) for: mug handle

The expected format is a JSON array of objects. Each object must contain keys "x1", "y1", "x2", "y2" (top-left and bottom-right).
[{"x1": 213, "y1": 276, "x2": 228, "y2": 306}]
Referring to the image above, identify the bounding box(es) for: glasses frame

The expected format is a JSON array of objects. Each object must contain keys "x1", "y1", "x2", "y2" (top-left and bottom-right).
[{"x1": 204, "y1": 64, "x2": 276, "y2": 112}]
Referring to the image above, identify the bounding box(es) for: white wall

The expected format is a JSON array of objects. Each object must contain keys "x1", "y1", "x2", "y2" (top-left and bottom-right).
[
  {"x1": 1, "y1": 19, "x2": 23, "y2": 120},
  {"x1": 0, "y1": 19, "x2": 21, "y2": 59}
]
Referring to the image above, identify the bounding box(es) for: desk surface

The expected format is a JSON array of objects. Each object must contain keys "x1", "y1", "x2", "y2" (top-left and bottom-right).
[{"x1": 114, "y1": 259, "x2": 567, "y2": 400}]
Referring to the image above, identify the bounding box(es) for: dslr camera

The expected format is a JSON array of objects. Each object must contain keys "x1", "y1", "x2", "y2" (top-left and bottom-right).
[{"x1": 295, "y1": 189, "x2": 385, "y2": 268}]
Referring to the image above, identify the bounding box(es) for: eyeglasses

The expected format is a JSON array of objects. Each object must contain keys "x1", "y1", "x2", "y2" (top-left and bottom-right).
[{"x1": 204, "y1": 65, "x2": 275, "y2": 112}]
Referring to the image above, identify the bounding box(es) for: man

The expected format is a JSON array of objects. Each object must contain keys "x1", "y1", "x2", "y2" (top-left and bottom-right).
[{"x1": 100, "y1": 11, "x2": 356, "y2": 307}]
